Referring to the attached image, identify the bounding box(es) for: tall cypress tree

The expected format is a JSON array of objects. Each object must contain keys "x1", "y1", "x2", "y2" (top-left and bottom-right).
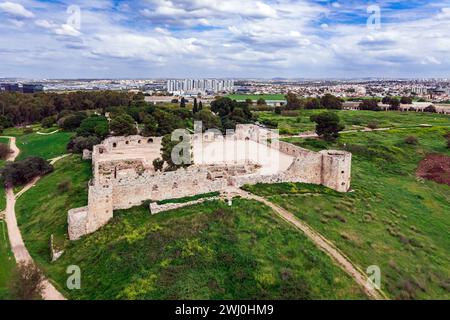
[
  {"x1": 199, "y1": 100, "x2": 203, "y2": 111},
  {"x1": 193, "y1": 98, "x2": 198, "y2": 113}
]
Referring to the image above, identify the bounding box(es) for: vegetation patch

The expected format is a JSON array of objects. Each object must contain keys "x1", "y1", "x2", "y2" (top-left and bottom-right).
[
  {"x1": 156, "y1": 192, "x2": 220, "y2": 205},
  {"x1": 41, "y1": 199, "x2": 365, "y2": 300}
]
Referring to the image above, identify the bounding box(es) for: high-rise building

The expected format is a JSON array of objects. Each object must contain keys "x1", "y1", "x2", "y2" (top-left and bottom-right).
[{"x1": 166, "y1": 79, "x2": 234, "y2": 94}]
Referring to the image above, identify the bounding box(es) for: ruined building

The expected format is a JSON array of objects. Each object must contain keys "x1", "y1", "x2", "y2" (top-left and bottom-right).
[{"x1": 68, "y1": 125, "x2": 352, "y2": 240}]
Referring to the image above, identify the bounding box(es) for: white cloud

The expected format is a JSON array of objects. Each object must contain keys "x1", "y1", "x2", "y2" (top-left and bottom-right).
[
  {"x1": 54, "y1": 24, "x2": 82, "y2": 37},
  {"x1": 0, "y1": 1, "x2": 34, "y2": 18}
]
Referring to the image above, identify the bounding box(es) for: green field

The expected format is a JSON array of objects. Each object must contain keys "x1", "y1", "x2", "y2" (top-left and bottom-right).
[
  {"x1": 258, "y1": 110, "x2": 450, "y2": 135},
  {"x1": 2, "y1": 125, "x2": 73, "y2": 160},
  {"x1": 14, "y1": 158, "x2": 365, "y2": 300},
  {"x1": 226, "y1": 94, "x2": 286, "y2": 101},
  {"x1": 16, "y1": 155, "x2": 91, "y2": 268},
  {"x1": 246, "y1": 126, "x2": 450, "y2": 299},
  {"x1": 0, "y1": 222, "x2": 15, "y2": 299}
]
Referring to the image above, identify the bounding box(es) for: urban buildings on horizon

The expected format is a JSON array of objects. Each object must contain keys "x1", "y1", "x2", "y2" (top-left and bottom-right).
[{"x1": 166, "y1": 79, "x2": 235, "y2": 95}]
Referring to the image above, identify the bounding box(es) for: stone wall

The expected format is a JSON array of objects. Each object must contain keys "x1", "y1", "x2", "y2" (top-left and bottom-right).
[{"x1": 68, "y1": 125, "x2": 353, "y2": 240}]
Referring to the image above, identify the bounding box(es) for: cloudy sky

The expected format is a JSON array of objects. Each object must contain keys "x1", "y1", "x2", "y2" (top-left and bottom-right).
[{"x1": 0, "y1": 0, "x2": 449, "y2": 79}]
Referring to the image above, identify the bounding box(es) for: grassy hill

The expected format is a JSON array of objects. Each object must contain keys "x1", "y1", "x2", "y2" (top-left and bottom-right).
[
  {"x1": 245, "y1": 126, "x2": 450, "y2": 299},
  {"x1": 14, "y1": 157, "x2": 365, "y2": 300}
]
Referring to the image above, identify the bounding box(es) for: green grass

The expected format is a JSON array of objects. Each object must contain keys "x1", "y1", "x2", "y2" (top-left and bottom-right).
[
  {"x1": 258, "y1": 110, "x2": 450, "y2": 135},
  {"x1": 16, "y1": 155, "x2": 91, "y2": 267},
  {"x1": 34, "y1": 199, "x2": 365, "y2": 300},
  {"x1": 15, "y1": 131, "x2": 74, "y2": 160},
  {"x1": 226, "y1": 94, "x2": 286, "y2": 101},
  {"x1": 249, "y1": 127, "x2": 450, "y2": 299},
  {"x1": 15, "y1": 156, "x2": 366, "y2": 300},
  {"x1": 0, "y1": 221, "x2": 15, "y2": 299},
  {"x1": 2, "y1": 125, "x2": 73, "y2": 160},
  {"x1": 155, "y1": 192, "x2": 220, "y2": 205}
]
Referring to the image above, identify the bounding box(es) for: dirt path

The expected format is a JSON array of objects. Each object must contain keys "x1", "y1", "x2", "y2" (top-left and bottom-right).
[
  {"x1": 1, "y1": 136, "x2": 20, "y2": 161},
  {"x1": 2, "y1": 136, "x2": 66, "y2": 300},
  {"x1": 233, "y1": 188, "x2": 387, "y2": 300},
  {"x1": 36, "y1": 129, "x2": 60, "y2": 135}
]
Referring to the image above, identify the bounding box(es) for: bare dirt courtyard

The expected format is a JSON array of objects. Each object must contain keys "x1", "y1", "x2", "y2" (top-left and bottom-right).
[{"x1": 193, "y1": 139, "x2": 295, "y2": 175}]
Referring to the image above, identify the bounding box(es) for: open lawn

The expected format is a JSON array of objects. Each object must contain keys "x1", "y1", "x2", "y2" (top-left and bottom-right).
[
  {"x1": 246, "y1": 126, "x2": 450, "y2": 299},
  {"x1": 2, "y1": 125, "x2": 73, "y2": 160},
  {"x1": 258, "y1": 110, "x2": 450, "y2": 135},
  {"x1": 15, "y1": 157, "x2": 366, "y2": 300}
]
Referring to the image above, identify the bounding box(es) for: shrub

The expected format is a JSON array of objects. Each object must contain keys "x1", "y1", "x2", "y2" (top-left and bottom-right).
[
  {"x1": 59, "y1": 113, "x2": 87, "y2": 131},
  {"x1": 57, "y1": 180, "x2": 72, "y2": 193},
  {"x1": 281, "y1": 110, "x2": 299, "y2": 117},
  {"x1": 261, "y1": 119, "x2": 278, "y2": 128},
  {"x1": 274, "y1": 107, "x2": 282, "y2": 115},
  {"x1": 0, "y1": 142, "x2": 11, "y2": 160},
  {"x1": 404, "y1": 136, "x2": 419, "y2": 145},
  {"x1": 23, "y1": 127, "x2": 33, "y2": 134},
  {"x1": 153, "y1": 158, "x2": 164, "y2": 172},
  {"x1": 444, "y1": 133, "x2": 450, "y2": 149},
  {"x1": 67, "y1": 136, "x2": 101, "y2": 153},
  {"x1": 41, "y1": 116, "x2": 56, "y2": 128},
  {"x1": 424, "y1": 105, "x2": 437, "y2": 113},
  {"x1": 9, "y1": 262, "x2": 44, "y2": 300},
  {"x1": 0, "y1": 157, "x2": 53, "y2": 187},
  {"x1": 367, "y1": 122, "x2": 379, "y2": 130}
]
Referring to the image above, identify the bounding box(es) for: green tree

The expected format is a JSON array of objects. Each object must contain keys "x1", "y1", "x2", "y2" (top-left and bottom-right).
[
  {"x1": 152, "y1": 158, "x2": 164, "y2": 172},
  {"x1": 285, "y1": 92, "x2": 302, "y2": 110},
  {"x1": 198, "y1": 101, "x2": 203, "y2": 111},
  {"x1": 389, "y1": 98, "x2": 400, "y2": 110},
  {"x1": 76, "y1": 115, "x2": 109, "y2": 138},
  {"x1": 180, "y1": 97, "x2": 186, "y2": 108},
  {"x1": 110, "y1": 114, "x2": 137, "y2": 136},
  {"x1": 359, "y1": 99, "x2": 381, "y2": 111},
  {"x1": 257, "y1": 98, "x2": 267, "y2": 106},
  {"x1": 193, "y1": 98, "x2": 199, "y2": 113},
  {"x1": 154, "y1": 110, "x2": 184, "y2": 136},
  {"x1": 141, "y1": 115, "x2": 158, "y2": 137},
  {"x1": 320, "y1": 94, "x2": 342, "y2": 110},
  {"x1": 161, "y1": 134, "x2": 191, "y2": 171},
  {"x1": 305, "y1": 98, "x2": 322, "y2": 109},
  {"x1": 194, "y1": 110, "x2": 222, "y2": 131},
  {"x1": 400, "y1": 96, "x2": 413, "y2": 104},
  {"x1": 310, "y1": 111, "x2": 345, "y2": 141}
]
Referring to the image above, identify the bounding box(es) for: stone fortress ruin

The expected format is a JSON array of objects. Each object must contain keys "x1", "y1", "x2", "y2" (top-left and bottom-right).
[{"x1": 68, "y1": 124, "x2": 352, "y2": 240}]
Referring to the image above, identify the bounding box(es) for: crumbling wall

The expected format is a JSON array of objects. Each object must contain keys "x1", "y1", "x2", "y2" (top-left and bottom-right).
[{"x1": 68, "y1": 127, "x2": 353, "y2": 240}]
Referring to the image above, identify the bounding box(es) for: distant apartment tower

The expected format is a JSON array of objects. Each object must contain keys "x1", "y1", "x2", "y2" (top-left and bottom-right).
[
  {"x1": 0, "y1": 83, "x2": 43, "y2": 93},
  {"x1": 411, "y1": 86, "x2": 428, "y2": 96},
  {"x1": 166, "y1": 79, "x2": 234, "y2": 94}
]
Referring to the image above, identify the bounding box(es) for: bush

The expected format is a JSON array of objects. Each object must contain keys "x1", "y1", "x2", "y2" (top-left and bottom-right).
[
  {"x1": 367, "y1": 122, "x2": 379, "y2": 130},
  {"x1": 281, "y1": 110, "x2": 299, "y2": 117},
  {"x1": 404, "y1": 136, "x2": 419, "y2": 145},
  {"x1": 274, "y1": 107, "x2": 282, "y2": 115},
  {"x1": 67, "y1": 136, "x2": 101, "y2": 153},
  {"x1": 424, "y1": 105, "x2": 437, "y2": 113},
  {"x1": 0, "y1": 142, "x2": 11, "y2": 160},
  {"x1": 444, "y1": 133, "x2": 450, "y2": 149},
  {"x1": 41, "y1": 116, "x2": 56, "y2": 128},
  {"x1": 9, "y1": 262, "x2": 44, "y2": 300},
  {"x1": 153, "y1": 158, "x2": 164, "y2": 172},
  {"x1": 57, "y1": 180, "x2": 72, "y2": 193},
  {"x1": 23, "y1": 127, "x2": 33, "y2": 134},
  {"x1": 0, "y1": 157, "x2": 53, "y2": 187},
  {"x1": 261, "y1": 119, "x2": 278, "y2": 128}
]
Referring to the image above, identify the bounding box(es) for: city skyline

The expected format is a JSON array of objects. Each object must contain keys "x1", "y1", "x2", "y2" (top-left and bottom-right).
[{"x1": 0, "y1": 0, "x2": 450, "y2": 79}]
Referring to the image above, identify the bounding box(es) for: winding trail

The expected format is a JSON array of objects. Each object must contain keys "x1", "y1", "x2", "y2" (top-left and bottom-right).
[
  {"x1": 1, "y1": 136, "x2": 66, "y2": 300},
  {"x1": 232, "y1": 188, "x2": 387, "y2": 300}
]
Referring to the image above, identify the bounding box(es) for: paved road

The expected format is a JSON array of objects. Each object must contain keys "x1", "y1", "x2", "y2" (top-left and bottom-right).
[
  {"x1": 1, "y1": 136, "x2": 66, "y2": 300},
  {"x1": 232, "y1": 188, "x2": 387, "y2": 300}
]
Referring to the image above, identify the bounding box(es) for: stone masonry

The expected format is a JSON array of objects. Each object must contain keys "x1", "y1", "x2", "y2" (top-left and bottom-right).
[{"x1": 68, "y1": 124, "x2": 352, "y2": 240}]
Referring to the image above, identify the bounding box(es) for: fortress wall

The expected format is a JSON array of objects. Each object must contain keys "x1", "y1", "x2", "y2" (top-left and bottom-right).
[
  {"x1": 110, "y1": 167, "x2": 228, "y2": 210},
  {"x1": 320, "y1": 150, "x2": 352, "y2": 192},
  {"x1": 69, "y1": 126, "x2": 353, "y2": 240},
  {"x1": 85, "y1": 184, "x2": 114, "y2": 235}
]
